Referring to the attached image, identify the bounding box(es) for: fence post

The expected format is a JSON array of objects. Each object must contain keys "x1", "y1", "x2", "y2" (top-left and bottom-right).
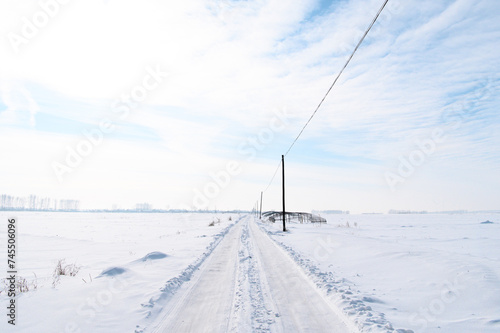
[{"x1": 259, "y1": 191, "x2": 263, "y2": 220}]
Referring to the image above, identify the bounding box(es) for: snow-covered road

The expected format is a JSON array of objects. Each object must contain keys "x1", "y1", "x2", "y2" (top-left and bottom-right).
[{"x1": 150, "y1": 216, "x2": 354, "y2": 333}]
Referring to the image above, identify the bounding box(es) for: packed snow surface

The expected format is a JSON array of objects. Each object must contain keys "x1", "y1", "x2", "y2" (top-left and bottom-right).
[
  {"x1": 0, "y1": 212, "x2": 499, "y2": 332},
  {"x1": 259, "y1": 213, "x2": 500, "y2": 332},
  {"x1": 147, "y1": 216, "x2": 354, "y2": 333}
]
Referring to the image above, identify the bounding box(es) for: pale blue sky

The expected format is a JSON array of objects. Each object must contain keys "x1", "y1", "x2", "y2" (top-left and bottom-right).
[{"x1": 0, "y1": 0, "x2": 499, "y2": 212}]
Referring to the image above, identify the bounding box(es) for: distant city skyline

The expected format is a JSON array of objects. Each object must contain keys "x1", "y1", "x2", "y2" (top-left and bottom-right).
[{"x1": 2, "y1": 192, "x2": 499, "y2": 216}]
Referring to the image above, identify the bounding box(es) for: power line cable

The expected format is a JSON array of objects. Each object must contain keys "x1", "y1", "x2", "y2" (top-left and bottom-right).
[
  {"x1": 284, "y1": 0, "x2": 389, "y2": 157},
  {"x1": 263, "y1": 159, "x2": 282, "y2": 193},
  {"x1": 260, "y1": 0, "x2": 388, "y2": 198}
]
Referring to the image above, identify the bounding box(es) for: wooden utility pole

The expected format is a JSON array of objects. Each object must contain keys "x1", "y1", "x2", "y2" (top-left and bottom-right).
[
  {"x1": 282, "y1": 155, "x2": 286, "y2": 231},
  {"x1": 259, "y1": 191, "x2": 263, "y2": 220}
]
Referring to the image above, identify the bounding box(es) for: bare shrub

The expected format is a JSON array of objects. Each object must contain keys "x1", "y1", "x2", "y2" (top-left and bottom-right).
[
  {"x1": 1, "y1": 273, "x2": 38, "y2": 294},
  {"x1": 337, "y1": 221, "x2": 351, "y2": 228},
  {"x1": 52, "y1": 259, "x2": 81, "y2": 287},
  {"x1": 209, "y1": 217, "x2": 221, "y2": 227}
]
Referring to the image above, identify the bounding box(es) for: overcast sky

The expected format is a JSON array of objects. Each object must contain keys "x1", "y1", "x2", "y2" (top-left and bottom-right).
[{"x1": 1, "y1": 0, "x2": 499, "y2": 213}]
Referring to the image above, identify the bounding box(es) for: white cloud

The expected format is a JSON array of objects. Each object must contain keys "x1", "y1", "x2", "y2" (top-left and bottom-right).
[
  {"x1": 0, "y1": 0, "x2": 499, "y2": 211},
  {"x1": 0, "y1": 82, "x2": 40, "y2": 127}
]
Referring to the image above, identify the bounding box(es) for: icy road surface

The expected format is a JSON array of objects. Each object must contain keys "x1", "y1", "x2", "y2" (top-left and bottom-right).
[{"x1": 150, "y1": 216, "x2": 355, "y2": 333}]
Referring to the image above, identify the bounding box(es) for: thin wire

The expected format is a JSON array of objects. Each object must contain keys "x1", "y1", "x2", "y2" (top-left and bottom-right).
[
  {"x1": 263, "y1": 160, "x2": 282, "y2": 193},
  {"x1": 260, "y1": 0, "x2": 388, "y2": 196},
  {"x1": 284, "y1": 0, "x2": 389, "y2": 156}
]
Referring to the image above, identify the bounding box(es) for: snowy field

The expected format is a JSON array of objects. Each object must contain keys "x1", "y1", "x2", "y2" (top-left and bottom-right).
[
  {"x1": 260, "y1": 213, "x2": 500, "y2": 332},
  {"x1": 0, "y1": 212, "x2": 499, "y2": 332},
  {"x1": 0, "y1": 212, "x2": 239, "y2": 332}
]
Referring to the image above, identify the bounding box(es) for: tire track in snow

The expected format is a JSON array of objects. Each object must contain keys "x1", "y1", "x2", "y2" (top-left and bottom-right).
[
  {"x1": 249, "y1": 218, "x2": 356, "y2": 333},
  {"x1": 147, "y1": 218, "x2": 243, "y2": 332},
  {"x1": 143, "y1": 215, "x2": 354, "y2": 332},
  {"x1": 255, "y1": 220, "x2": 404, "y2": 332},
  {"x1": 138, "y1": 216, "x2": 242, "y2": 332},
  {"x1": 229, "y1": 217, "x2": 277, "y2": 332}
]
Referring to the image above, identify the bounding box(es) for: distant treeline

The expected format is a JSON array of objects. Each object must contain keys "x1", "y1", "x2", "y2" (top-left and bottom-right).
[
  {"x1": 388, "y1": 209, "x2": 500, "y2": 214},
  {"x1": 313, "y1": 210, "x2": 350, "y2": 214},
  {"x1": 388, "y1": 210, "x2": 431, "y2": 214}
]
